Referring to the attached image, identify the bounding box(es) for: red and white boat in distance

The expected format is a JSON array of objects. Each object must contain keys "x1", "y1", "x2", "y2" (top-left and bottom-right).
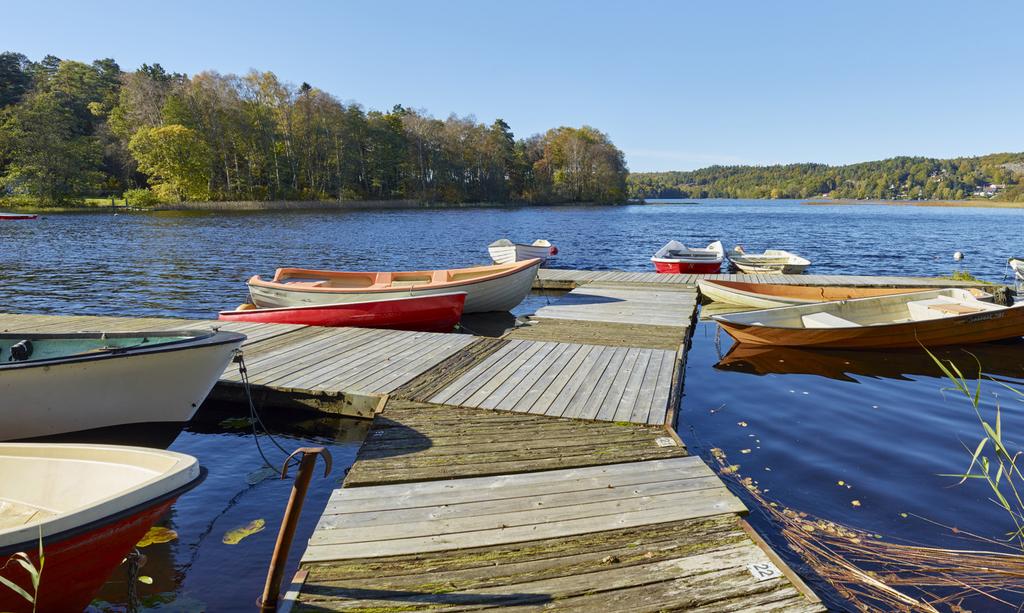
[
  {"x1": 651, "y1": 240, "x2": 724, "y2": 273},
  {"x1": 0, "y1": 444, "x2": 203, "y2": 612},
  {"x1": 0, "y1": 213, "x2": 37, "y2": 220},
  {"x1": 219, "y1": 291, "x2": 467, "y2": 332}
]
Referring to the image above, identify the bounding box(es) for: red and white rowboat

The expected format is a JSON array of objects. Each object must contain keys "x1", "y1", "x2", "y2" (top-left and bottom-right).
[
  {"x1": 651, "y1": 240, "x2": 724, "y2": 273},
  {"x1": 0, "y1": 213, "x2": 37, "y2": 221},
  {"x1": 219, "y1": 292, "x2": 467, "y2": 332},
  {"x1": 0, "y1": 444, "x2": 203, "y2": 612}
]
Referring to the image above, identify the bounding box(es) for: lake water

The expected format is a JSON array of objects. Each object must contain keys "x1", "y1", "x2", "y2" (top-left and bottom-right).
[{"x1": 3, "y1": 199, "x2": 1023, "y2": 611}]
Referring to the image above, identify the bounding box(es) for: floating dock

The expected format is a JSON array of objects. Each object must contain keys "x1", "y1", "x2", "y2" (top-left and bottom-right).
[{"x1": 0, "y1": 272, "x2": 993, "y2": 611}]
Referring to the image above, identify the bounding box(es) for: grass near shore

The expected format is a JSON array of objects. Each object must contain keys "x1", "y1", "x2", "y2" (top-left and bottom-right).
[{"x1": 803, "y1": 198, "x2": 1024, "y2": 209}]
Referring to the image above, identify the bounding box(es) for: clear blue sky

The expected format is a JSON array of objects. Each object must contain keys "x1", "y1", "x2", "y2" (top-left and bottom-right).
[{"x1": 5, "y1": 0, "x2": 1022, "y2": 172}]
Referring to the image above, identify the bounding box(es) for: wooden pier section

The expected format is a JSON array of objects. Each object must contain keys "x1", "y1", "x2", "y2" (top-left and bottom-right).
[{"x1": 4, "y1": 271, "x2": 986, "y2": 611}]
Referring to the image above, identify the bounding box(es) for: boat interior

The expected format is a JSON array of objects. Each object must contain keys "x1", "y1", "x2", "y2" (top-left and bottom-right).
[
  {"x1": 719, "y1": 289, "x2": 1006, "y2": 329},
  {"x1": 704, "y1": 280, "x2": 936, "y2": 302},
  {"x1": 0, "y1": 333, "x2": 197, "y2": 365},
  {"x1": 268, "y1": 260, "x2": 536, "y2": 290},
  {"x1": 0, "y1": 445, "x2": 195, "y2": 540}
]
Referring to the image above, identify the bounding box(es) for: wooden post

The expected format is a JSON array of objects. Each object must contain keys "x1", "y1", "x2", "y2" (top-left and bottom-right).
[{"x1": 257, "y1": 447, "x2": 332, "y2": 611}]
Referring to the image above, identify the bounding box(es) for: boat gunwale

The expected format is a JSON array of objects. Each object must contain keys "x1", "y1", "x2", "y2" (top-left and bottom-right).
[
  {"x1": 0, "y1": 329, "x2": 245, "y2": 371},
  {"x1": 248, "y1": 259, "x2": 541, "y2": 294},
  {"x1": 698, "y1": 279, "x2": 932, "y2": 305}
]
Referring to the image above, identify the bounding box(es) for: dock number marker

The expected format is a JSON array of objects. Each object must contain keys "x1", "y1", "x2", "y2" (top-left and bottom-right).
[{"x1": 747, "y1": 562, "x2": 782, "y2": 582}]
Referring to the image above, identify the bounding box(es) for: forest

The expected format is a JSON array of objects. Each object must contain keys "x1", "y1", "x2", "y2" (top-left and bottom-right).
[
  {"x1": 0, "y1": 52, "x2": 628, "y2": 206},
  {"x1": 629, "y1": 154, "x2": 1024, "y2": 202}
]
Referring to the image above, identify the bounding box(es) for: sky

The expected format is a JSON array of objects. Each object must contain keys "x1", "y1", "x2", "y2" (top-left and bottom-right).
[{"x1": 4, "y1": 0, "x2": 1022, "y2": 172}]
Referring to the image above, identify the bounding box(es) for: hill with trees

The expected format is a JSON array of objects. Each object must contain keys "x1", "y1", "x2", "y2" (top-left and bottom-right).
[
  {"x1": 629, "y1": 154, "x2": 1024, "y2": 202},
  {"x1": 0, "y1": 52, "x2": 627, "y2": 206}
]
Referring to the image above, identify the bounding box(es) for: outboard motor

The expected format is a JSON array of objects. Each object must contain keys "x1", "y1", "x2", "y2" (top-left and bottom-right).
[{"x1": 9, "y1": 340, "x2": 33, "y2": 362}]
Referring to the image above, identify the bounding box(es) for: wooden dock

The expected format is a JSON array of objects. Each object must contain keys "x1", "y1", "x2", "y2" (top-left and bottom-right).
[{"x1": 6, "y1": 271, "x2": 984, "y2": 611}]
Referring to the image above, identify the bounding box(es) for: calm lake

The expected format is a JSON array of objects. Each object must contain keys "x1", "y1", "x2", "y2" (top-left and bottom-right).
[{"x1": 3, "y1": 199, "x2": 1023, "y2": 611}]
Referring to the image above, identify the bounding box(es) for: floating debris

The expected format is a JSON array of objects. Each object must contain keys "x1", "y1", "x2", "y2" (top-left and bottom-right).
[
  {"x1": 222, "y1": 519, "x2": 266, "y2": 545},
  {"x1": 136, "y1": 526, "x2": 177, "y2": 548}
]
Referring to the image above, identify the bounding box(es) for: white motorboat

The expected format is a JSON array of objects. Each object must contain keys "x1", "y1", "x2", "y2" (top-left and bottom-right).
[
  {"x1": 651, "y1": 240, "x2": 724, "y2": 273},
  {"x1": 0, "y1": 330, "x2": 244, "y2": 441},
  {"x1": 727, "y1": 246, "x2": 811, "y2": 274}
]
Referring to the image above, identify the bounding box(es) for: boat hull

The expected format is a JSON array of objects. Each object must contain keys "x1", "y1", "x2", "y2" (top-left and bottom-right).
[
  {"x1": 0, "y1": 498, "x2": 175, "y2": 612},
  {"x1": 715, "y1": 306, "x2": 1024, "y2": 349},
  {"x1": 219, "y1": 292, "x2": 466, "y2": 332},
  {"x1": 0, "y1": 213, "x2": 37, "y2": 220},
  {"x1": 653, "y1": 260, "x2": 722, "y2": 274},
  {"x1": 697, "y1": 280, "x2": 931, "y2": 308},
  {"x1": 249, "y1": 260, "x2": 540, "y2": 313},
  {"x1": 731, "y1": 261, "x2": 810, "y2": 274},
  {"x1": 0, "y1": 333, "x2": 243, "y2": 440}
]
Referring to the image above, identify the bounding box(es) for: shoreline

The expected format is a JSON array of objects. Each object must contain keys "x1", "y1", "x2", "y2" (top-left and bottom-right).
[
  {"x1": 0, "y1": 198, "x2": 619, "y2": 214},
  {"x1": 802, "y1": 198, "x2": 1024, "y2": 209}
]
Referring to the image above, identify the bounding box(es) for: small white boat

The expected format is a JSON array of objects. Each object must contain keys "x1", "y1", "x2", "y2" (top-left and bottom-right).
[
  {"x1": 727, "y1": 246, "x2": 810, "y2": 274},
  {"x1": 1010, "y1": 258, "x2": 1024, "y2": 282},
  {"x1": 0, "y1": 444, "x2": 203, "y2": 611},
  {"x1": 488, "y1": 239, "x2": 558, "y2": 264},
  {"x1": 651, "y1": 240, "x2": 724, "y2": 274},
  {"x1": 0, "y1": 330, "x2": 244, "y2": 441}
]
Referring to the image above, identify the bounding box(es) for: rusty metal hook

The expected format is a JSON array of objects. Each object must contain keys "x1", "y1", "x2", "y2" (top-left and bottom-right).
[{"x1": 281, "y1": 446, "x2": 332, "y2": 479}]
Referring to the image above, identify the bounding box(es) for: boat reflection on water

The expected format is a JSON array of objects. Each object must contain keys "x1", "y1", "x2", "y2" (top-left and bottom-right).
[{"x1": 715, "y1": 341, "x2": 1024, "y2": 383}]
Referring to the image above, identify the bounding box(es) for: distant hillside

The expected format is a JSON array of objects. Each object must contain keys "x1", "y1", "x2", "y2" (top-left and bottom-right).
[{"x1": 628, "y1": 153, "x2": 1024, "y2": 202}]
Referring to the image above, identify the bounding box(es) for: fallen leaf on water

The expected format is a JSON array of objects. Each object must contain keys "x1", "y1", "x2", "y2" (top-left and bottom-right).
[
  {"x1": 851, "y1": 500, "x2": 861, "y2": 507},
  {"x1": 222, "y1": 519, "x2": 266, "y2": 545},
  {"x1": 138, "y1": 576, "x2": 153, "y2": 585},
  {"x1": 837, "y1": 480, "x2": 845, "y2": 486},
  {"x1": 136, "y1": 526, "x2": 177, "y2": 548},
  {"x1": 219, "y1": 416, "x2": 254, "y2": 429},
  {"x1": 246, "y1": 466, "x2": 278, "y2": 485},
  {"x1": 740, "y1": 449, "x2": 751, "y2": 454},
  {"x1": 737, "y1": 421, "x2": 748, "y2": 427},
  {"x1": 900, "y1": 513, "x2": 908, "y2": 518}
]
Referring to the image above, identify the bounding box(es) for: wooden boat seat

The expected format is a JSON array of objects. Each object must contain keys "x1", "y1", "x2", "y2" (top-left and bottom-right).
[
  {"x1": 907, "y1": 297, "x2": 991, "y2": 321},
  {"x1": 801, "y1": 311, "x2": 857, "y2": 329},
  {"x1": 928, "y1": 303, "x2": 986, "y2": 314}
]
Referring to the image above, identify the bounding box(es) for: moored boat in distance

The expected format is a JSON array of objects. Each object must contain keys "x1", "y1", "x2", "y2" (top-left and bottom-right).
[
  {"x1": 698, "y1": 279, "x2": 933, "y2": 308},
  {"x1": 488, "y1": 239, "x2": 558, "y2": 264},
  {"x1": 248, "y1": 259, "x2": 541, "y2": 314},
  {"x1": 219, "y1": 292, "x2": 467, "y2": 332},
  {"x1": 0, "y1": 330, "x2": 244, "y2": 441},
  {"x1": 712, "y1": 288, "x2": 1022, "y2": 349},
  {"x1": 651, "y1": 240, "x2": 724, "y2": 273},
  {"x1": 1010, "y1": 257, "x2": 1024, "y2": 283},
  {"x1": 727, "y1": 246, "x2": 810, "y2": 274},
  {"x1": 0, "y1": 213, "x2": 37, "y2": 220},
  {"x1": 0, "y1": 444, "x2": 203, "y2": 612}
]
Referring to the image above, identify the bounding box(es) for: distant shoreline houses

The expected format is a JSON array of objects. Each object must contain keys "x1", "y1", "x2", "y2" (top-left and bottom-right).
[{"x1": 972, "y1": 183, "x2": 1007, "y2": 198}]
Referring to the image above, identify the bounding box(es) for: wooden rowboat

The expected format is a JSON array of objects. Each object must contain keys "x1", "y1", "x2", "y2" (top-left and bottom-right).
[
  {"x1": 698, "y1": 279, "x2": 932, "y2": 308},
  {"x1": 651, "y1": 240, "x2": 724, "y2": 274},
  {"x1": 0, "y1": 444, "x2": 203, "y2": 612},
  {"x1": 712, "y1": 288, "x2": 1024, "y2": 349},
  {"x1": 248, "y1": 259, "x2": 540, "y2": 314},
  {"x1": 0, "y1": 330, "x2": 244, "y2": 441},
  {"x1": 488, "y1": 239, "x2": 558, "y2": 264},
  {"x1": 219, "y1": 292, "x2": 466, "y2": 332},
  {"x1": 726, "y1": 246, "x2": 810, "y2": 274}
]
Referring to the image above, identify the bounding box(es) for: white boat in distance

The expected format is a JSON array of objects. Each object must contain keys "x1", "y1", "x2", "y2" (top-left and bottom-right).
[
  {"x1": 0, "y1": 330, "x2": 244, "y2": 441},
  {"x1": 1010, "y1": 257, "x2": 1024, "y2": 282},
  {"x1": 248, "y1": 259, "x2": 541, "y2": 313},
  {"x1": 727, "y1": 246, "x2": 811, "y2": 274},
  {"x1": 488, "y1": 239, "x2": 558, "y2": 264}
]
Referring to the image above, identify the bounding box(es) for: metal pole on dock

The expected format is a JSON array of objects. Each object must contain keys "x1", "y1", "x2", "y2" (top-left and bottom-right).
[{"x1": 257, "y1": 447, "x2": 332, "y2": 611}]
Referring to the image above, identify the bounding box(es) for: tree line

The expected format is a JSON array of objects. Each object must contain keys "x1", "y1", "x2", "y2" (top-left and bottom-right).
[
  {"x1": 629, "y1": 153, "x2": 1024, "y2": 202},
  {"x1": 0, "y1": 52, "x2": 628, "y2": 205}
]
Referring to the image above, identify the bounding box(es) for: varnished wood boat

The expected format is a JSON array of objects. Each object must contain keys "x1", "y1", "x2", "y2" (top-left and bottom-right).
[
  {"x1": 0, "y1": 330, "x2": 244, "y2": 441},
  {"x1": 248, "y1": 259, "x2": 540, "y2": 314},
  {"x1": 698, "y1": 279, "x2": 933, "y2": 308},
  {"x1": 712, "y1": 288, "x2": 1024, "y2": 349},
  {"x1": 726, "y1": 246, "x2": 810, "y2": 274},
  {"x1": 0, "y1": 444, "x2": 203, "y2": 612},
  {"x1": 219, "y1": 292, "x2": 466, "y2": 332}
]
